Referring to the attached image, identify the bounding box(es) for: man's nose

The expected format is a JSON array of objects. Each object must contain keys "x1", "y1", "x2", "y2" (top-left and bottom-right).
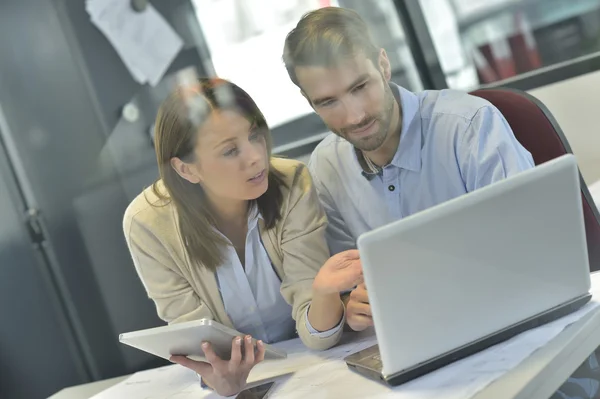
[{"x1": 343, "y1": 97, "x2": 366, "y2": 126}]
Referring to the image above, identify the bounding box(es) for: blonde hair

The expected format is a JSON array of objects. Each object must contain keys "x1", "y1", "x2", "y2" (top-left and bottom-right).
[{"x1": 282, "y1": 7, "x2": 380, "y2": 89}]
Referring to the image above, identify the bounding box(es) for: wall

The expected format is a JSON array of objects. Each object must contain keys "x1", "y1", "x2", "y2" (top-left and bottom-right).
[{"x1": 528, "y1": 70, "x2": 600, "y2": 185}]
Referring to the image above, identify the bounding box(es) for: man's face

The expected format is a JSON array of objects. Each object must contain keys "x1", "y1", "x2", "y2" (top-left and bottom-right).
[{"x1": 295, "y1": 51, "x2": 396, "y2": 152}]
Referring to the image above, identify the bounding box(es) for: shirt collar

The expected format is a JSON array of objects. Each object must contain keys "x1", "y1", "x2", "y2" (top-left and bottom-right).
[
  {"x1": 355, "y1": 83, "x2": 422, "y2": 179},
  {"x1": 248, "y1": 204, "x2": 262, "y2": 230},
  {"x1": 390, "y1": 83, "x2": 422, "y2": 173}
]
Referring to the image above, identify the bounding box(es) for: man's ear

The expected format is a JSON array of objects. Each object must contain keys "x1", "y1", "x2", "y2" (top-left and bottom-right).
[
  {"x1": 300, "y1": 90, "x2": 315, "y2": 110},
  {"x1": 170, "y1": 157, "x2": 202, "y2": 184},
  {"x1": 378, "y1": 49, "x2": 392, "y2": 82}
]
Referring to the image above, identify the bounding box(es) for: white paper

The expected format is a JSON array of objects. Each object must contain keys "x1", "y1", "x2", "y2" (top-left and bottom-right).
[
  {"x1": 86, "y1": 0, "x2": 183, "y2": 86},
  {"x1": 88, "y1": 365, "x2": 208, "y2": 399},
  {"x1": 268, "y1": 300, "x2": 600, "y2": 399},
  {"x1": 247, "y1": 329, "x2": 378, "y2": 383},
  {"x1": 93, "y1": 275, "x2": 600, "y2": 398}
]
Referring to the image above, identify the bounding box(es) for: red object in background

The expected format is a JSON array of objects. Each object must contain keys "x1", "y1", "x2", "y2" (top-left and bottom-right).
[
  {"x1": 472, "y1": 47, "x2": 499, "y2": 84},
  {"x1": 319, "y1": 0, "x2": 331, "y2": 7},
  {"x1": 487, "y1": 39, "x2": 517, "y2": 80},
  {"x1": 511, "y1": 11, "x2": 543, "y2": 71},
  {"x1": 474, "y1": 12, "x2": 543, "y2": 84}
]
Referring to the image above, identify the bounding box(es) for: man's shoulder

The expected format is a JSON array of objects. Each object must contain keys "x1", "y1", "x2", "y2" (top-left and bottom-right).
[
  {"x1": 308, "y1": 133, "x2": 354, "y2": 181},
  {"x1": 419, "y1": 89, "x2": 493, "y2": 122},
  {"x1": 311, "y1": 132, "x2": 350, "y2": 156}
]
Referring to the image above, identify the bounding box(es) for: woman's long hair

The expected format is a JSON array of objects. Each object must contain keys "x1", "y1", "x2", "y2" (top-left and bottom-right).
[{"x1": 150, "y1": 78, "x2": 286, "y2": 271}]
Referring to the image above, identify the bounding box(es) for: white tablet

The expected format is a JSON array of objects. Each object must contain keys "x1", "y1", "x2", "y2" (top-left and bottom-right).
[{"x1": 119, "y1": 319, "x2": 287, "y2": 362}]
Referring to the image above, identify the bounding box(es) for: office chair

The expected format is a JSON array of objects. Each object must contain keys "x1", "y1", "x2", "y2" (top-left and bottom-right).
[{"x1": 470, "y1": 88, "x2": 600, "y2": 272}]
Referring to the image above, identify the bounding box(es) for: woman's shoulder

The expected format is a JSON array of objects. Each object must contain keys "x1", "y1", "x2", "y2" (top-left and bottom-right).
[
  {"x1": 270, "y1": 157, "x2": 313, "y2": 195},
  {"x1": 123, "y1": 180, "x2": 177, "y2": 237}
]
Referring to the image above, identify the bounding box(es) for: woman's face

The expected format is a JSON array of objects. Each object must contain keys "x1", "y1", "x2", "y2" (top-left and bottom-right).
[{"x1": 174, "y1": 109, "x2": 269, "y2": 202}]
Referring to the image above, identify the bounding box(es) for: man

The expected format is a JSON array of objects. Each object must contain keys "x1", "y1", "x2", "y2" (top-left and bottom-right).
[{"x1": 282, "y1": 7, "x2": 535, "y2": 332}]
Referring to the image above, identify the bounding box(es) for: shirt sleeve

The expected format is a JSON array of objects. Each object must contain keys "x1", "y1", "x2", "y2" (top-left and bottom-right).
[
  {"x1": 304, "y1": 302, "x2": 345, "y2": 338},
  {"x1": 308, "y1": 156, "x2": 357, "y2": 255},
  {"x1": 458, "y1": 105, "x2": 535, "y2": 192}
]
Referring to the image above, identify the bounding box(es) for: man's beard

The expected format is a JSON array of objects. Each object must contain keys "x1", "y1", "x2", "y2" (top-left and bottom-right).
[{"x1": 328, "y1": 82, "x2": 396, "y2": 152}]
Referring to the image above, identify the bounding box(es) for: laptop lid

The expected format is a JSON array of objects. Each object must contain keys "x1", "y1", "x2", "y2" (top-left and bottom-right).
[{"x1": 357, "y1": 154, "x2": 591, "y2": 378}]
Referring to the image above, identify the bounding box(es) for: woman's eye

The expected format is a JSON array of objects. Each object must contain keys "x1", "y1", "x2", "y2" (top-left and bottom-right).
[
  {"x1": 249, "y1": 131, "x2": 261, "y2": 141},
  {"x1": 223, "y1": 147, "x2": 238, "y2": 157}
]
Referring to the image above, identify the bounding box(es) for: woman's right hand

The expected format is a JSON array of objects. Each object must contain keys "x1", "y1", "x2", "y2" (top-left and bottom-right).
[
  {"x1": 312, "y1": 249, "x2": 363, "y2": 295},
  {"x1": 170, "y1": 335, "x2": 265, "y2": 397}
]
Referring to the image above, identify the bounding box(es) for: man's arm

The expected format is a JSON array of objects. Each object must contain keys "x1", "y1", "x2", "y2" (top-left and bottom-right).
[
  {"x1": 458, "y1": 105, "x2": 535, "y2": 191},
  {"x1": 308, "y1": 159, "x2": 357, "y2": 254}
]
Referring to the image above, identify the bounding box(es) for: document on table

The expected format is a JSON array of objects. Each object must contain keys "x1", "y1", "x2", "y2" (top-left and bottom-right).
[
  {"x1": 91, "y1": 277, "x2": 600, "y2": 398},
  {"x1": 88, "y1": 365, "x2": 206, "y2": 399},
  {"x1": 267, "y1": 300, "x2": 600, "y2": 399},
  {"x1": 85, "y1": 0, "x2": 183, "y2": 86}
]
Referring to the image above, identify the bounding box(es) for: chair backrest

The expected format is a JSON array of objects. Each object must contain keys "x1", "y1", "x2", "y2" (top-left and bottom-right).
[{"x1": 470, "y1": 88, "x2": 600, "y2": 272}]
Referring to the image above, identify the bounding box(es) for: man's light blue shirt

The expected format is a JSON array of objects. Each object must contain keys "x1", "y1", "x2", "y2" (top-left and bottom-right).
[{"x1": 309, "y1": 83, "x2": 535, "y2": 255}]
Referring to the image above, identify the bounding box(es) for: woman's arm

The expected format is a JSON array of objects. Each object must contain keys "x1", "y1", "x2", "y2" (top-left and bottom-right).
[
  {"x1": 124, "y1": 209, "x2": 266, "y2": 397},
  {"x1": 279, "y1": 164, "x2": 361, "y2": 350},
  {"x1": 123, "y1": 210, "x2": 214, "y2": 323}
]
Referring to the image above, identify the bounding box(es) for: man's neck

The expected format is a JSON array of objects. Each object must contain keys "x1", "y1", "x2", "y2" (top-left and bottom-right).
[{"x1": 365, "y1": 98, "x2": 402, "y2": 167}]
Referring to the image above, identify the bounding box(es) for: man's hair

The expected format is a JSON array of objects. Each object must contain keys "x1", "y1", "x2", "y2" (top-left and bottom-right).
[{"x1": 282, "y1": 7, "x2": 380, "y2": 89}]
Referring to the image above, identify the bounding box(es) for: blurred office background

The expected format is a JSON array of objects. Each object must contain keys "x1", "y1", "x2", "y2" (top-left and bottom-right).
[{"x1": 0, "y1": 0, "x2": 599, "y2": 398}]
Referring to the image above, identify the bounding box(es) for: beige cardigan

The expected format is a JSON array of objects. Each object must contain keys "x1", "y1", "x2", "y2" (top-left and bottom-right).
[{"x1": 123, "y1": 158, "x2": 343, "y2": 350}]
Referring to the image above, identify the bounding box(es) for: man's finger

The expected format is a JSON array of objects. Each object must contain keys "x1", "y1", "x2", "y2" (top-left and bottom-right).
[
  {"x1": 229, "y1": 336, "x2": 242, "y2": 367},
  {"x1": 350, "y1": 287, "x2": 369, "y2": 303},
  {"x1": 170, "y1": 355, "x2": 212, "y2": 375},
  {"x1": 348, "y1": 314, "x2": 374, "y2": 331},
  {"x1": 243, "y1": 335, "x2": 255, "y2": 366},
  {"x1": 348, "y1": 301, "x2": 372, "y2": 317}
]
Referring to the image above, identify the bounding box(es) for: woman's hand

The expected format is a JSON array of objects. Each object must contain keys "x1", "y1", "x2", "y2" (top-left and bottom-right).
[
  {"x1": 312, "y1": 249, "x2": 363, "y2": 295},
  {"x1": 170, "y1": 335, "x2": 265, "y2": 397}
]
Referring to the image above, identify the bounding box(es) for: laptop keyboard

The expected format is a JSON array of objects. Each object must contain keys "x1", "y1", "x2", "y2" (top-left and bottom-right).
[
  {"x1": 359, "y1": 345, "x2": 383, "y2": 371},
  {"x1": 370, "y1": 353, "x2": 383, "y2": 370}
]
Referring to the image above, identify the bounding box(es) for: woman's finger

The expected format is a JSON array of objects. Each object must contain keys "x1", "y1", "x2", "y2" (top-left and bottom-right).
[
  {"x1": 201, "y1": 342, "x2": 223, "y2": 368},
  {"x1": 343, "y1": 249, "x2": 360, "y2": 259},
  {"x1": 229, "y1": 336, "x2": 243, "y2": 368},
  {"x1": 243, "y1": 335, "x2": 255, "y2": 366},
  {"x1": 254, "y1": 340, "x2": 266, "y2": 365}
]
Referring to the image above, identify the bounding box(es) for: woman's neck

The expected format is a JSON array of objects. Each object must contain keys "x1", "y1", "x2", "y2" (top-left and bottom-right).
[{"x1": 207, "y1": 194, "x2": 249, "y2": 229}]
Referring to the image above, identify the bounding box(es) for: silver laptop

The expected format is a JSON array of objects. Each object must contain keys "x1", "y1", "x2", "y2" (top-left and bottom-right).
[{"x1": 345, "y1": 154, "x2": 592, "y2": 386}]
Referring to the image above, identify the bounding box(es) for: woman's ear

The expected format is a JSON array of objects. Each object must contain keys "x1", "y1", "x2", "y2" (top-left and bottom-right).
[{"x1": 170, "y1": 157, "x2": 202, "y2": 184}]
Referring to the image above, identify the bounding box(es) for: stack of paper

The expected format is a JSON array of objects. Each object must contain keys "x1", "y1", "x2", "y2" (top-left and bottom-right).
[{"x1": 85, "y1": 0, "x2": 183, "y2": 86}]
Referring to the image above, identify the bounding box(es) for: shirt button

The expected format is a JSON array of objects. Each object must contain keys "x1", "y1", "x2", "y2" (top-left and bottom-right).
[
  {"x1": 388, "y1": 185, "x2": 395, "y2": 192},
  {"x1": 249, "y1": 306, "x2": 256, "y2": 313}
]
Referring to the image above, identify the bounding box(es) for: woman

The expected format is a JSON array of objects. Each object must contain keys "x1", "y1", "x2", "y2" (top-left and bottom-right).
[{"x1": 123, "y1": 78, "x2": 362, "y2": 396}]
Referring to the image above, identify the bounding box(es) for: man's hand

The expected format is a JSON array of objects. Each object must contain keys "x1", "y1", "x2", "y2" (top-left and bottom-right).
[{"x1": 344, "y1": 283, "x2": 373, "y2": 331}]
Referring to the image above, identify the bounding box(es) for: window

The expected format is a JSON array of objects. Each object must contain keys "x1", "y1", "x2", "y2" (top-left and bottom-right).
[
  {"x1": 192, "y1": 0, "x2": 423, "y2": 130},
  {"x1": 419, "y1": 0, "x2": 600, "y2": 90}
]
